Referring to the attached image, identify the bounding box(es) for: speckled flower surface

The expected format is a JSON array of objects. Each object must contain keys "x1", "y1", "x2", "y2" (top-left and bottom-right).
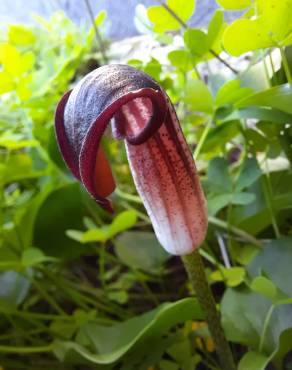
[{"x1": 55, "y1": 64, "x2": 207, "y2": 255}]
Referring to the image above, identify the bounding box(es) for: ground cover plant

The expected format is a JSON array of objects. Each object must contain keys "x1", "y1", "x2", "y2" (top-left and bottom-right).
[{"x1": 0, "y1": 0, "x2": 292, "y2": 369}]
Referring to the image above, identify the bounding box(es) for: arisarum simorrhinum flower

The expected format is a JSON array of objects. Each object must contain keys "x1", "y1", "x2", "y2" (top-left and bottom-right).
[
  {"x1": 55, "y1": 65, "x2": 236, "y2": 369},
  {"x1": 55, "y1": 64, "x2": 207, "y2": 256}
]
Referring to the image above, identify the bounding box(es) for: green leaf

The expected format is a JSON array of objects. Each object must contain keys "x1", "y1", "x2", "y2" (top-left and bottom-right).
[
  {"x1": 245, "y1": 129, "x2": 267, "y2": 151},
  {"x1": 68, "y1": 210, "x2": 138, "y2": 243},
  {"x1": 211, "y1": 267, "x2": 246, "y2": 287},
  {"x1": 109, "y1": 210, "x2": 137, "y2": 237},
  {"x1": 20, "y1": 51, "x2": 35, "y2": 73},
  {"x1": 235, "y1": 158, "x2": 261, "y2": 192},
  {"x1": 236, "y1": 84, "x2": 292, "y2": 114},
  {"x1": 207, "y1": 157, "x2": 232, "y2": 192},
  {"x1": 222, "y1": 238, "x2": 292, "y2": 359},
  {"x1": 184, "y1": 11, "x2": 225, "y2": 61},
  {"x1": 0, "y1": 136, "x2": 38, "y2": 150},
  {"x1": 147, "y1": 0, "x2": 196, "y2": 33},
  {"x1": 223, "y1": 19, "x2": 273, "y2": 56},
  {"x1": 54, "y1": 298, "x2": 203, "y2": 365},
  {"x1": 0, "y1": 153, "x2": 38, "y2": 184},
  {"x1": 0, "y1": 44, "x2": 35, "y2": 77},
  {"x1": 21, "y1": 247, "x2": 52, "y2": 267},
  {"x1": 226, "y1": 267, "x2": 246, "y2": 288},
  {"x1": 216, "y1": 79, "x2": 253, "y2": 107},
  {"x1": 0, "y1": 43, "x2": 22, "y2": 76},
  {"x1": 248, "y1": 238, "x2": 292, "y2": 297},
  {"x1": 168, "y1": 50, "x2": 193, "y2": 71},
  {"x1": 144, "y1": 58, "x2": 162, "y2": 80},
  {"x1": 107, "y1": 291, "x2": 128, "y2": 304},
  {"x1": 34, "y1": 184, "x2": 89, "y2": 260},
  {"x1": 66, "y1": 230, "x2": 84, "y2": 243},
  {"x1": 185, "y1": 79, "x2": 214, "y2": 114},
  {"x1": 231, "y1": 172, "x2": 292, "y2": 234},
  {"x1": 224, "y1": 107, "x2": 292, "y2": 123},
  {"x1": 216, "y1": 0, "x2": 251, "y2": 10},
  {"x1": 234, "y1": 244, "x2": 259, "y2": 266},
  {"x1": 0, "y1": 271, "x2": 30, "y2": 306},
  {"x1": 202, "y1": 120, "x2": 240, "y2": 154},
  {"x1": 184, "y1": 29, "x2": 208, "y2": 56},
  {"x1": 208, "y1": 193, "x2": 232, "y2": 215},
  {"x1": 87, "y1": 10, "x2": 107, "y2": 44},
  {"x1": 8, "y1": 25, "x2": 36, "y2": 46},
  {"x1": 208, "y1": 192, "x2": 255, "y2": 216},
  {"x1": 0, "y1": 71, "x2": 14, "y2": 94},
  {"x1": 223, "y1": 0, "x2": 292, "y2": 55},
  {"x1": 250, "y1": 276, "x2": 277, "y2": 301},
  {"x1": 115, "y1": 231, "x2": 169, "y2": 272},
  {"x1": 233, "y1": 192, "x2": 255, "y2": 205},
  {"x1": 207, "y1": 10, "x2": 224, "y2": 47},
  {"x1": 159, "y1": 360, "x2": 179, "y2": 370},
  {"x1": 238, "y1": 351, "x2": 270, "y2": 370},
  {"x1": 222, "y1": 287, "x2": 292, "y2": 353}
]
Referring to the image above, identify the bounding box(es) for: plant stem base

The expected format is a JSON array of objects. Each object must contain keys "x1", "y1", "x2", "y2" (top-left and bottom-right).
[{"x1": 182, "y1": 250, "x2": 236, "y2": 370}]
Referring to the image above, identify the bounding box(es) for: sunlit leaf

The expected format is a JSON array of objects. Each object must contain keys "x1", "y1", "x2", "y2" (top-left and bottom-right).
[
  {"x1": 21, "y1": 247, "x2": 54, "y2": 267},
  {"x1": 207, "y1": 10, "x2": 224, "y2": 47},
  {"x1": 250, "y1": 276, "x2": 277, "y2": 301},
  {"x1": 147, "y1": 0, "x2": 196, "y2": 33},
  {"x1": 216, "y1": 0, "x2": 251, "y2": 10},
  {"x1": 0, "y1": 71, "x2": 14, "y2": 94},
  {"x1": 223, "y1": 0, "x2": 292, "y2": 55},
  {"x1": 184, "y1": 29, "x2": 208, "y2": 56},
  {"x1": 216, "y1": 79, "x2": 253, "y2": 107},
  {"x1": 168, "y1": 49, "x2": 193, "y2": 71},
  {"x1": 8, "y1": 25, "x2": 36, "y2": 45},
  {"x1": 185, "y1": 79, "x2": 214, "y2": 114},
  {"x1": 236, "y1": 83, "x2": 292, "y2": 114},
  {"x1": 87, "y1": 10, "x2": 107, "y2": 44}
]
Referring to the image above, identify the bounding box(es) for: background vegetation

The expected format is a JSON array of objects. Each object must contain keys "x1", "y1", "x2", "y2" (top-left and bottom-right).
[{"x1": 1, "y1": 0, "x2": 292, "y2": 369}]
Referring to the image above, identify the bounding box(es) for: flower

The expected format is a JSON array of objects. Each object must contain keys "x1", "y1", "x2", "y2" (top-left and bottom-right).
[{"x1": 55, "y1": 64, "x2": 207, "y2": 255}]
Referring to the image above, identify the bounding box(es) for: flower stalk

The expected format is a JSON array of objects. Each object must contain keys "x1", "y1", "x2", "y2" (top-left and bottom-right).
[{"x1": 182, "y1": 250, "x2": 236, "y2": 370}]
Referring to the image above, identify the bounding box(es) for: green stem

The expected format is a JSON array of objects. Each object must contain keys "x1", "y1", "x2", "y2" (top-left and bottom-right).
[
  {"x1": 182, "y1": 250, "x2": 236, "y2": 370},
  {"x1": 269, "y1": 50, "x2": 278, "y2": 85},
  {"x1": 262, "y1": 51, "x2": 271, "y2": 87},
  {"x1": 83, "y1": 0, "x2": 108, "y2": 64},
  {"x1": 193, "y1": 119, "x2": 212, "y2": 160},
  {"x1": 261, "y1": 163, "x2": 280, "y2": 238},
  {"x1": 26, "y1": 275, "x2": 66, "y2": 315},
  {"x1": 258, "y1": 305, "x2": 275, "y2": 353},
  {"x1": 280, "y1": 47, "x2": 292, "y2": 86},
  {"x1": 208, "y1": 216, "x2": 262, "y2": 247},
  {"x1": 0, "y1": 344, "x2": 53, "y2": 353},
  {"x1": 133, "y1": 268, "x2": 159, "y2": 305}
]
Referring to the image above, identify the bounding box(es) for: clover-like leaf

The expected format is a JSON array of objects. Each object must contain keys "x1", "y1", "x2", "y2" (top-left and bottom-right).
[
  {"x1": 147, "y1": 0, "x2": 195, "y2": 33},
  {"x1": 223, "y1": 0, "x2": 292, "y2": 56}
]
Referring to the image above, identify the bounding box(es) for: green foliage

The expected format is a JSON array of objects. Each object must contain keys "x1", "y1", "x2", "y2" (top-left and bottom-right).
[
  {"x1": 1, "y1": 0, "x2": 292, "y2": 369},
  {"x1": 115, "y1": 231, "x2": 169, "y2": 272},
  {"x1": 54, "y1": 298, "x2": 203, "y2": 366},
  {"x1": 216, "y1": 0, "x2": 251, "y2": 10},
  {"x1": 147, "y1": 0, "x2": 196, "y2": 32},
  {"x1": 223, "y1": 0, "x2": 292, "y2": 55},
  {"x1": 67, "y1": 210, "x2": 138, "y2": 243}
]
